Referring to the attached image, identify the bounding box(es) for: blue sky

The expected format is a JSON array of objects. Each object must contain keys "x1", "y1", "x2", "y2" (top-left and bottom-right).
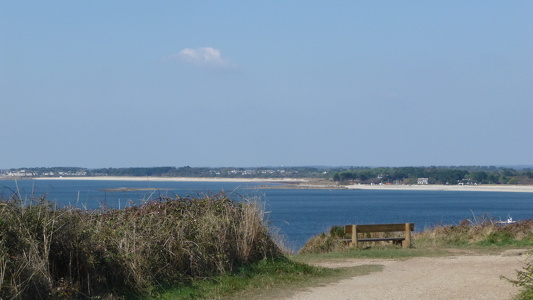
[{"x1": 1, "y1": 1, "x2": 532, "y2": 168}]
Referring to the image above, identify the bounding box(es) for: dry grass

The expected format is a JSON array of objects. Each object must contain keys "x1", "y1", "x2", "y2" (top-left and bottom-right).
[
  {"x1": 0, "y1": 192, "x2": 281, "y2": 299},
  {"x1": 414, "y1": 217, "x2": 533, "y2": 248},
  {"x1": 298, "y1": 226, "x2": 350, "y2": 254}
]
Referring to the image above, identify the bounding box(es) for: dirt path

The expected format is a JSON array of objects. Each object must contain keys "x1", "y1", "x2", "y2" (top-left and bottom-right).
[{"x1": 286, "y1": 251, "x2": 528, "y2": 300}]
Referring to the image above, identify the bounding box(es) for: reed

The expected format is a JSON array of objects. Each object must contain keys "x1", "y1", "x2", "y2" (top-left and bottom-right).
[{"x1": 0, "y1": 192, "x2": 281, "y2": 299}]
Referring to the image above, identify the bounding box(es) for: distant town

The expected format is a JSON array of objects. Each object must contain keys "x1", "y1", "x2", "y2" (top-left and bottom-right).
[
  {"x1": 0, "y1": 166, "x2": 309, "y2": 179},
  {"x1": 1, "y1": 166, "x2": 532, "y2": 186}
]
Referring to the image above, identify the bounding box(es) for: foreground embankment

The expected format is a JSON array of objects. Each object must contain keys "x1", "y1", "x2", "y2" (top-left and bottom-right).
[{"x1": 0, "y1": 192, "x2": 281, "y2": 299}]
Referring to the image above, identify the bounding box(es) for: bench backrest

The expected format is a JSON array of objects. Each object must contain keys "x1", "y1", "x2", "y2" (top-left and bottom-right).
[{"x1": 345, "y1": 223, "x2": 414, "y2": 234}]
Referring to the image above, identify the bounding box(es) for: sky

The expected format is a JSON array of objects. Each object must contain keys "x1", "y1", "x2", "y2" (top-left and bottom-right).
[{"x1": 1, "y1": 1, "x2": 532, "y2": 169}]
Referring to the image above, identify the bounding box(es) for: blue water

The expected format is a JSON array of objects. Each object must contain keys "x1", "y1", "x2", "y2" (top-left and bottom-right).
[{"x1": 2, "y1": 179, "x2": 532, "y2": 251}]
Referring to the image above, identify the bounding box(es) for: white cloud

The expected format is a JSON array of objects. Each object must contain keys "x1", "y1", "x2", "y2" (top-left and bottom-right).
[{"x1": 166, "y1": 47, "x2": 232, "y2": 68}]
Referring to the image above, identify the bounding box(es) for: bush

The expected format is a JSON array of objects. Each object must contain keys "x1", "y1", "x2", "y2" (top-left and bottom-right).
[
  {"x1": 0, "y1": 192, "x2": 281, "y2": 299},
  {"x1": 298, "y1": 226, "x2": 349, "y2": 254}
]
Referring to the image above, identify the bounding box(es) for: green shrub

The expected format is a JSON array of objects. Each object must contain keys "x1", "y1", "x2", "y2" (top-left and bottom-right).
[{"x1": 329, "y1": 225, "x2": 347, "y2": 238}]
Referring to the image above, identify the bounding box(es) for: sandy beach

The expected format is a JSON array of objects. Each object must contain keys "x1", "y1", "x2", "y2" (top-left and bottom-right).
[
  {"x1": 27, "y1": 176, "x2": 533, "y2": 193},
  {"x1": 32, "y1": 176, "x2": 304, "y2": 183},
  {"x1": 344, "y1": 183, "x2": 533, "y2": 193}
]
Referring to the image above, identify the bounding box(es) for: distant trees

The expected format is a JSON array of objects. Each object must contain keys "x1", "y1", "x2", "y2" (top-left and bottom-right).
[
  {"x1": 90, "y1": 167, "x2": 176, "y2": 177},
  {"x1": 487, "y1": 173, "x2": 499, "y2": 184},
  {"x1": 3, "y1": 166, "x2": 532, "y2": 185},
  {"x1": 467, "y1": 171, "x2": 488, "y2": 183},
  {"x1": 331, "y1": 167, "x2": 532, "y2": 185},
  {"x1": 4, "y1": 166, "x2": 330, "y2": 179}
]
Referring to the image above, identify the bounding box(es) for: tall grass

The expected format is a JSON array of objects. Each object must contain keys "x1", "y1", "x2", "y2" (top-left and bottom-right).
[
  {"x1": 414, "y1": 217, "x2": 533, "y2": 248},
  {"x1": 0, "y1": 192, "x2": 281, "y2": 299}
]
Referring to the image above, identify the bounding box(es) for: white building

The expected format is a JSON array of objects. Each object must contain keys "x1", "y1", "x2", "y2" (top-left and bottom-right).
[{"x1": 418, "y1": 178, "x2": 429, "y2": 185}]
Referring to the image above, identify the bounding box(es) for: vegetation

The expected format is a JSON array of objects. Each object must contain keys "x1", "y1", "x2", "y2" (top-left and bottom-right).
[
  {"x1": 414, "y1": 217, "x2": 533, "y2": 248},
  {"x1": 0, "y1": 192, "x2": 280, "y2": 299},
  {"x1": 298, "y1": 225, "x2": 350, "y2": 254},
  {"x1": 2, "y1": 165, "x2": 533, "y2": 185},
  {"x1": 332, "y1": 166, "x2": 533, "y2": 185},
  {"x1": 0, "y1": 192, "x2": 384, "y2": 300},
  {"x1": 0, "y1": 166, "x2": 330, "y2": 179}
]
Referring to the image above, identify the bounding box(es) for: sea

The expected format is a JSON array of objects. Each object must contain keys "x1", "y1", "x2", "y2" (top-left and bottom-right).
[{"x1": 1, "y1": 179, "x2": 532, "y2": 252}]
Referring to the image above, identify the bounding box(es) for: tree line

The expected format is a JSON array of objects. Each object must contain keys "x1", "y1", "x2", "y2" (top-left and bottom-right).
[
  {"x1": 331, "y1": 167, "x2": 533, "y2": 185},
  {"x1": 1, "y1": 166, "x2": 328, "y2": 179},
  {"x1": 2, "y1": 166, "x2": 532, "y2": 185}
]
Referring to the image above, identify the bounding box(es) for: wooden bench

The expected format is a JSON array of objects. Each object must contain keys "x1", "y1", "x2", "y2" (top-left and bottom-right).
[{"x1": 344, "y1": 223, "x2": 414, "y2": 248}]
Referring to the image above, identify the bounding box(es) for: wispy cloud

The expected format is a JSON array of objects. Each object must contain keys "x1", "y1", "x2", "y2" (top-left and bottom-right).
[{"x1": 165, "y1": 47, "x2": 233, "y2": 68}]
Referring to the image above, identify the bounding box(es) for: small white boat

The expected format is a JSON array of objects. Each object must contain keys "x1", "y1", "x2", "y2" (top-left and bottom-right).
[{"x1": 496, "y1": 217, "x2": 516, "y2": 224}]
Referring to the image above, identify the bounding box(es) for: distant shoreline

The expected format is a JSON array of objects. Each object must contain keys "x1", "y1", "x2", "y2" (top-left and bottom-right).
[
  {"x1": 31, "y1": 176, "x2": 304, "y2": 183},
  {"x1": 344, "y1": 183, "x2": 533, "y2": 193},
  {"x1": 3, "y1": 176, "x2": 532, "y2": 193}
]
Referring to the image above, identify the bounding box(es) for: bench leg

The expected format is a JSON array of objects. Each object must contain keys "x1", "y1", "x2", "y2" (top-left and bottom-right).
[
  {"x1": 350, "y1": 225, "x2": 358, "y2": 248},
  {"x1": 403, "y1": 223, "x2": 412, "y2": 248}
]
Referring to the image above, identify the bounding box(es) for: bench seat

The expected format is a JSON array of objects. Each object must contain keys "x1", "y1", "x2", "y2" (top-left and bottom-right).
[
  {"x1": 340, "y1": 237, "x2": 405, "y2": 242},
  {"x1": 357, "y1": 237, "x2": 405, "y2": 242},
  {"x1": 344, "y1": 223, "x2": 414, "y2": 248}
]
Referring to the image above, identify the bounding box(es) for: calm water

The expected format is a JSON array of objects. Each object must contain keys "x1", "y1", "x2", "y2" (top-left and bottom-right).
[{"x1": 2, "y1": 179, "x2": 532, "y2": 251}]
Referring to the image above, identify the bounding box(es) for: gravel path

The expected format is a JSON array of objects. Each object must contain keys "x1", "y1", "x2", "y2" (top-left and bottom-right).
[{"x1": 286, "y1": 252, "x2": 528, "y2": 300}]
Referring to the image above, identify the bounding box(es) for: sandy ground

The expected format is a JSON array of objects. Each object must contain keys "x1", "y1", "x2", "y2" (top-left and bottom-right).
[
  {"x1": 26, "y1": 176, "x2": 533, "y2": 193},
  {"x1": 286, "y1": 251, "x2": 529, "y2": 300},
  {"x1": 344, "y1": 183, "x2": 533, "y2": 193},
  {"x1": 31, "y1": 176, "x2": 304, "y2": 183}
]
